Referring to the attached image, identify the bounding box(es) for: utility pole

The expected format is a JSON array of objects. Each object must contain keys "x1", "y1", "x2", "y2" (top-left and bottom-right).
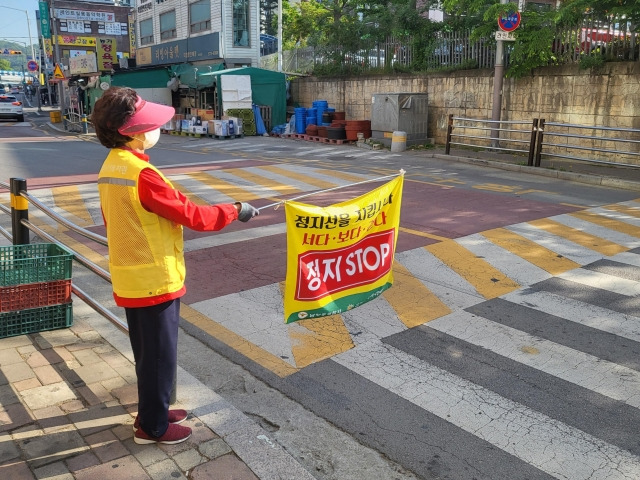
[
  {"x1": 49, "y1": 0, "x2": 65, "y2": 113},
  {"x1": 490, "y1": 0, "x2": 508, "y2": 149}
]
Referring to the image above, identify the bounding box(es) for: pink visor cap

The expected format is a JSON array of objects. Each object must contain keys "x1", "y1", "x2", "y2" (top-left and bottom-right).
[{"x1": 118, "y1": 96, "x2": 175, "y2": 135}]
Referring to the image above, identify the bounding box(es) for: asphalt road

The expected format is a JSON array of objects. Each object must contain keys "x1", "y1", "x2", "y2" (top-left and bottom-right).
[{"x1": 2, "y1": 114, "x2": 640, "y2": 479}]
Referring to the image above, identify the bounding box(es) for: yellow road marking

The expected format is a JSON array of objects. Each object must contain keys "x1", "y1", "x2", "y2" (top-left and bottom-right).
[
  {"x1": 398, "y1": 227, "x2": 449, "y2": 242},
  {"x1": 171, "y1": 181, "x2": 209, "y2": 205},
  {"x1": 256, "y1": 165, "x2": 338, "y2": 190},
  {"x1": 383, "y1": 263, "x2": 452, "y2": 327},
  {"x1": 603, "y1": 203, "x2": 640, "y2": 219},
  {"x1": 290, "y1": 315, "x2": 354, "y2": 368},
  {"x1": 52, "y1": 186, "x2": 93, "y2": 226},
  {"x1": 186, "y1": 171, "x2": 267, "y2": 203},
  {"x1": 481, "y1": 228, "x2": 580, "y2": 275},
  {"x1": 315, "y1": 169, "x2": 367, "y2": 183},
  {"x1": 225, "y1": 168, "x2": 303, "y2": 196},
  {"x1": 427, "y1": 239, "x2": 520, "y2": 298},
  {"x1": 181, "y1": 304, "x2": 299, "y2": 378},
  {"x1": 528, "y1": 218, "x2": 628, "y2": 256},
  {"x1": 570, "y1": 210, "x2": 640, "y2": 238},
  {"x1": 277, "y1": 282, "x2": 353, "y2": 368}
]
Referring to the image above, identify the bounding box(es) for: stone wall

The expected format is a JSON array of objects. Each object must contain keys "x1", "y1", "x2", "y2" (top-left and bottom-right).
[{"x1": 290, "y1": 62, "x2": 640, "y2": 149}]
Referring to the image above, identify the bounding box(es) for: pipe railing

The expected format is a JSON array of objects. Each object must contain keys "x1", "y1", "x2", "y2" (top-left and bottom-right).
[
  {"x1": 445, "y1": 114, "x2": 640, "y2": 170},
  {"x1": 1, "y1": 177, "x2": 180, "y2": 401}
]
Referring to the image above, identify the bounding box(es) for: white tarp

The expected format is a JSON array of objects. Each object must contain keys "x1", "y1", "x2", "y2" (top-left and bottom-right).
[{"x1": 220, "y1": 75, "x2": 252, "y2": 111}]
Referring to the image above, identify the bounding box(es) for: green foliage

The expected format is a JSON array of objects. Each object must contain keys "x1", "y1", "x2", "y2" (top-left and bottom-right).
[
  {"x1": 0, "y1": 59, "x2": 12, "y2": 71},
  {"x1": 578, "y1": 54, "x2": 605, "y2": 70}
]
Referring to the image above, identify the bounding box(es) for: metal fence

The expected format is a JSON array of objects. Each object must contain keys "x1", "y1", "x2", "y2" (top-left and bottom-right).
[
  {"x1": 445, "y1": 115, "x2": 640, "y2": 169},
  {"x1": 261, "y1": 14, "x2": 638, "y2": 74}
]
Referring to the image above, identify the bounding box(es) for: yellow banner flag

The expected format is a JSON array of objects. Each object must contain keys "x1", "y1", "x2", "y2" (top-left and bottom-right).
[{"x1": 284, "y1": 175, "x2": 404, "y2": 324}]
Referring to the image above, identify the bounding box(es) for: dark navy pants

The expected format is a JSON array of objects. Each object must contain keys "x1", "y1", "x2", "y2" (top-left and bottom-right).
[{"x1": 125, "y1": 298, "x2": 180, "y2": 438}]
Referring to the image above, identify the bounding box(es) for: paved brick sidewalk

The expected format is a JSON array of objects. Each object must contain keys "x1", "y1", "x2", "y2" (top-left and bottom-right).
[{"x1": 0, "y1": 300, "x2": 313, "y2": 480}]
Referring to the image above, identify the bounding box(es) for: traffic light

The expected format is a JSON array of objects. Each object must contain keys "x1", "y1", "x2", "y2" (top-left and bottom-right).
[{"x1": 1, "y1": 49, "x2": 23, "y2": 55}]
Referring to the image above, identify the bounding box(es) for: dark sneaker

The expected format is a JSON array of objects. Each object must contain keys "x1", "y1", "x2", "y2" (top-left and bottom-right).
[
  {"x1": 132, "y1": 409, "x2": 188, "y2": 432},
  {"x1": 134, "y1": 423, "x2": 192, "y2": 445}
]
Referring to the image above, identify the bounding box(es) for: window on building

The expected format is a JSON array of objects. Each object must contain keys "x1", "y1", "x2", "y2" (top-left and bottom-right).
[
  {"x1": 233, "y1": 0, "x2": 250, "y2": 47},
  {"x1": 160, "y1": 10, "x2": 177, "y2": 40},
  {"x1": 190, "y1": 0, "x2": 211, "y2": 34},
  {"x1": 140, "y1": 18, "x2": 153, "y2": 45}
]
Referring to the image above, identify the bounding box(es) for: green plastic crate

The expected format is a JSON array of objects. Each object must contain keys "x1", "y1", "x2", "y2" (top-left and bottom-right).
[
  {"x1": 0, "y1": 243, "x2": 73, "y2": 287},
  {"x1": 0, "y1": 303, "x2": 73, "y2": 338}
]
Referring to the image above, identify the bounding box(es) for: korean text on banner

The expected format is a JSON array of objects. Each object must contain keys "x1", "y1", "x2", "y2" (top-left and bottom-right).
[{"x1": 284, "y1": 175, "x2": 404, "y2": 324}]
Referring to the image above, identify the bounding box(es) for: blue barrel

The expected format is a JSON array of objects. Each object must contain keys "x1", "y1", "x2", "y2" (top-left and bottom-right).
[
  {"x1": 314, "y1": 100, "x2": 328, "y2": 126},
  {"x1": 295, "y1": 107, "x2": 307, "y2": 134}
]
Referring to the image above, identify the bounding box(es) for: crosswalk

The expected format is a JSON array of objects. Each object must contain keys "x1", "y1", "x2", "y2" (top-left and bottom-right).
[
  {"x1": 177, "y1": 138, "x2": 402, "y2": 159},
  {"x1": 3, "y1": 163, "x2": 640, "y2": 478}
]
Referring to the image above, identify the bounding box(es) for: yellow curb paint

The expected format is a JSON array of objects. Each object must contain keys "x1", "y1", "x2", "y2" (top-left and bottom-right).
[
  {"x1": 290, "y1": 316, "x2": 354, "y2": 369},
  {"x1": 427, "y1": 239, "x2": 520, "y2": 298},
  {"x1": 187, "y1": 171, "x2": 266, "y2": 203},
  {"x1": 52, "y1": 186, "x2": 93, "y2": 226},
  {"x1": 528, "y1": 218, "x2": 628, "y2": 257},
  {"x1": 256, "y1": 165, "x2": 339, "y2": 190},
  {"x1": 279, "y1": 282, "x2": 354, "y2": 369},
  {"x1": 225, "y1": 168, "x2": 303, "y2": 196},
  {"x1": 602, "y1": 203, "x2": 640, "y2": 219},
  {"x1": 383, "y1": 262, "x2": 452, "y2": 328},
  {"x1": 398, "y1": 227, "x2": 449, "y2": 242},
  {"x1": 481, "y1": 228, "x2": 580, "y2": 275},
  {"x1": 570, "y1": 210, "x2": 640, "y2": 238},
  {"x1": 180, "y1": 304, "x2": 299, "y2": 378}
]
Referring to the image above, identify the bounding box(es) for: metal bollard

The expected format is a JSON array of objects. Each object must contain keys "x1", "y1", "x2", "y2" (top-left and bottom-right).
[
  {"x1": 9, "y1": 178, "x2": 29, "y2": 245},
  {"x1": 81, "y1": 114, "x2": 88, "y2": 134},
  {"x1": 63, "y1": 113, "x2": 68, "y2": 131}
]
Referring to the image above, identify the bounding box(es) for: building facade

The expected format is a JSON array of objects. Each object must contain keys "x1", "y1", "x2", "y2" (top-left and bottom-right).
[{"x1": 134, "y1": 0, "x2": 261, "y2": 69}]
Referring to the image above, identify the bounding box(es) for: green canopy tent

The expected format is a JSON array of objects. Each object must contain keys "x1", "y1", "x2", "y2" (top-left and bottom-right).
[{"x1": 197, "y1": 67, "x2": 287, "y2": 127}]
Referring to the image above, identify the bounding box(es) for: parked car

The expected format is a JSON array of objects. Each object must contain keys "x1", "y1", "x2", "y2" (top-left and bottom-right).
[{"x1": 0, "y1": 95, "x2": 24, "y2": 122}]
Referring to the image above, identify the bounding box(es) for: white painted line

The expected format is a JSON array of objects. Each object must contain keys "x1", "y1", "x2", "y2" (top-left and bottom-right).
[
  {"x1": 334, "y1": 341, "x2": 640, "y2": 480},
  {"x1": 184, "y1": 223, "x2": 286, "y2": 251},
  {"x1": 245, "y1": 167, "x2": 324, "y2": 191},
  {"x1": 557, "y1": 268, "x2": 640, "y2": 297},
  {"x1": 547, "y1": 213, "x2": 640, "y2": 249},
  {"x1": 455, "y1": 233, "x2": 551, "y2": 286},
  {"x1": 609, "y1": 252, "x2": 640, "y2": 268},
  {"x1": 506, "y1": 222, "x2": 605, "y2": 265},
  {"x1": 395, "y1": 248, "x2": 484, "y2": 311},
  {"x1": 428, "y1": 310, "x2": 640, "y2": 408},
  {"x1": 503, "y1": 289, "x2": 640, "y2": 342},
  {"x1": 207, "y1": 170, "x2": 283, "y2": 198},
  {"x1": 191, "y1": 283, "x2": 297, "y2": 366},
  {"x1": 169, "y1": 173, "x2": 237, "y2": 204}
]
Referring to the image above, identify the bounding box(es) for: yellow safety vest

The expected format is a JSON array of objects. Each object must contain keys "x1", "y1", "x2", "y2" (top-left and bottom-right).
[{"x1": 97, "y1": 149, "x2": 185, "y2": 299}]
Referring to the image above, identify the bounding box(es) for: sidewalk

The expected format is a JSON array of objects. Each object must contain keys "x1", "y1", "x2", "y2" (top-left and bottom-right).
[{"x1": 0, "y1": 297, "x2": 315, "y2": 480}]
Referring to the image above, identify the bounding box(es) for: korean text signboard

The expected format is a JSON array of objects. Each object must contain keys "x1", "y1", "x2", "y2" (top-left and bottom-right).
[
  {"x1": 283, "y1": 175, "x2": 404, "y2": 324},
  {"x1": 97, "y1": 37, "x2": 115, "y2": 71}
]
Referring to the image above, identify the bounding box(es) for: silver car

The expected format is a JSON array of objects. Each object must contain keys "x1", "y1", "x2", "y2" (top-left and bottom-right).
[{"x1": 0, "y1": 95, "x2": 24, "y2": 122}]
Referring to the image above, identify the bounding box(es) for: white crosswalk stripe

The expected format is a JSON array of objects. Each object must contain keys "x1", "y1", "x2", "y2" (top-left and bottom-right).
[{"x1": 5, "y1": 163, "x2": 640, "y2": 479}]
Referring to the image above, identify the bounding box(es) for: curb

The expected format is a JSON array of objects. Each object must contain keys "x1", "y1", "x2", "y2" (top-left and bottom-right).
[
  {"x1": 76, "y1": 300, "x2": 315, "y2": 480},
  {"x1": 427, "y1": 153, "x2": 640, "y2": 192}
]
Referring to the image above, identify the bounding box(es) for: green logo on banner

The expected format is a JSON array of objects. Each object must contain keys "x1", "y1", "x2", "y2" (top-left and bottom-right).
[{"x1": 39, "y1": 2, "x2": 51, "y2": 39}]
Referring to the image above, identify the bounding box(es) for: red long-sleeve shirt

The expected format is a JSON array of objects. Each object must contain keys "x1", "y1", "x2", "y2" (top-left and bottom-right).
[{"x1": 109, "y1": 148, "x2": 239, "y2": 307}]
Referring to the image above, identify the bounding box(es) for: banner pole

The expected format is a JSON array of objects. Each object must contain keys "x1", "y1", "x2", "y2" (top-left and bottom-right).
[{"x1": 257, "y1": 169, "x2": 405, "y2": 212}]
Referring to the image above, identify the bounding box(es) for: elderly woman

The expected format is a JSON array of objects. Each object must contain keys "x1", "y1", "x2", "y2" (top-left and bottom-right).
[{"x1": 92, "y1": 87, "x2": 258, "y2": 445}]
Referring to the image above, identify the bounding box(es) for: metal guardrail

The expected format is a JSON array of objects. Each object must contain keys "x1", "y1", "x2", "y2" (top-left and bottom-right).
[
  {"x1": 445, "y1": 115, "x2": 538, "y2": 166},
  {"x1": 445, "y1": 114, "x2": 640, "y2": 170},
  {"x1": 0, "y1": 178, "x2": 127, "y2": 333}
]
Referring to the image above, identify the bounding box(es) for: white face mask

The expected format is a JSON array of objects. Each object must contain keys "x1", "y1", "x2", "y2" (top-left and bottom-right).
[{"x1": 141, "y1": 128, "x2": 161, "y2": 150}]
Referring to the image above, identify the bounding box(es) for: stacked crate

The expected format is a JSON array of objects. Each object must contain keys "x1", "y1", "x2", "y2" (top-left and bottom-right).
[
  {"x1": 0, "y1": 243, "x2": 73, "y2": 338},
  {"x1": 225, "y1": 108, "x2": 256, "y2": 136}
]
